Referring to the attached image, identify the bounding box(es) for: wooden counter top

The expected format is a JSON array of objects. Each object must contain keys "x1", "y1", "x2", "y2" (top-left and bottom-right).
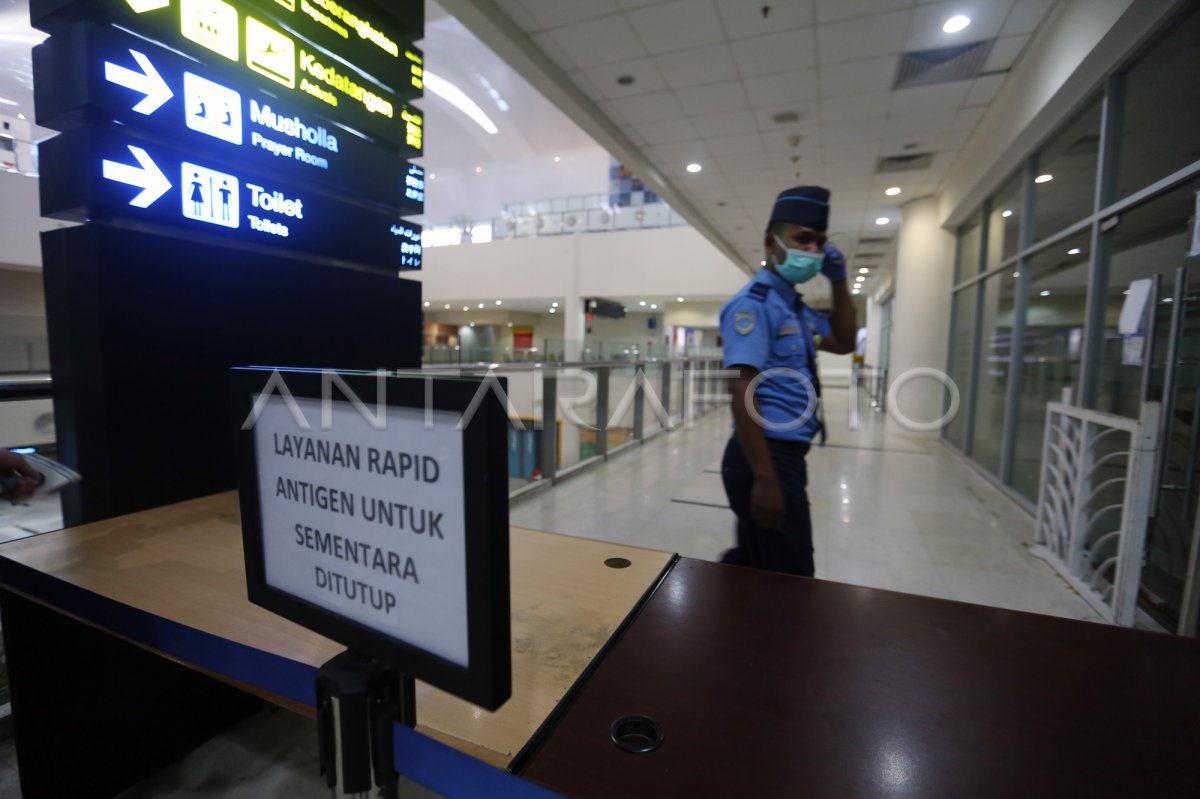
[{"x1": 0, "y1": 492, "x2": 673, "y2": 767}]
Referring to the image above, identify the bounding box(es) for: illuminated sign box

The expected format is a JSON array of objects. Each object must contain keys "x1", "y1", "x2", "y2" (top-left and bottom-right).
[
  {"x1": 30, "y1": 0, "x2": 421, "y2": 149},
  {"x1": 231, "y1": 367, "x2": 511, "y2": 710},
  {"x1": 34, "y1": 22, "x2": 423, "y2": 212},
  {"x1": 40, "y1": 124, "x2": 423, "y2": 271}
]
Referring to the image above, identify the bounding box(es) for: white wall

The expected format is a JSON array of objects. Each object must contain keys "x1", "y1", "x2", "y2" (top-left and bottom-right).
[{"x1": 0, "y1": 171, "x2": 74, "y2": 270}]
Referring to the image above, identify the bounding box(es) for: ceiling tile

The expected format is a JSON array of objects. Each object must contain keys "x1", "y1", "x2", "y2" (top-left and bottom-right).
[
  {"x1": 738, "y1": 168, "x2": 783, "y2": 186},
  {"x1": 1001, "y1": 0, "x2": 1056, "y2": 37},
  {"x1": 759, "y1": 126, "x2": 821, "y2": 153},
  {"x1": 636, "y1": 117, "x2": 703, "y2": 143},
  {"x1": 715, "y1": 152, "x2": 770, "y2": 172},
  {"x1": 730, "y1": 28, "x2": 817, "y2": 78},
  {"x1": 950, "y1": 106, "x2": 986, "y2": 132},
  {"x1": 715, "y1": 0, "x2": 815, "y2": 39},
  {"x1": 654, "y1": 44, "x2": 739, "y2": 89},
  {"x1": 883, "y1": 110, "x2": 957, "y2": 140},
  {"x1": 703, "y1": 132, "x2": 766, "y2": 155},
  {"x1": 568, "y1": 70, "x2": 607, "y2": 102},
  {"x1": 493, "y1": 0, "x2": 541, "y2": 32},
  {"x1": 690, "y1": 110, "x2": 762, "y2": 137},
  {"x1": 675, "y1": 79, "x2": 751, "y2": 114},
  {"x1": 887, "y1": 80, "x2": 972, "y2": 115},
  {"x1": 905, "y1": 1, "x2": 1013, "y2": 52},
  {"x1": 984, "y1": 35, "x2": 1029, "y2": 72},
  {"x1": 965, "y1": 73, "x2": 1006, "y2": 106},
  {"x1": 939, "y1": 129, "x2": 971, "y2": 150},
  {"x1": 821, "y1": 119, "x2": 885, "y2": 144},
  {"x1": 516, "y1": 0, "x2": 621, "y2": 31},
  {"x1": 648, "y1": 140, "x2": 712, "y2": 163},
  {"x1": 743, "y1": 70, "x2": 819, "y2": 107},
  {"x1": 819, "y1": 159, "x2": 875, "y2": 178},
  {"x1": 820, "y1": 140, "x2": 883, "y2": 162},
  {"x1": 816, "y1": 10, "x2": 912, "y2": 66},
  {"x1": 819, "y1": 57, "x2": 898, "y2": 96},
  {"x1": 814, "y1": 0, "x2": 912, "y2": 24},
  {"x1": 546, "y1": 14, "x2": 647, "y2": 69},
  {"x1": 628, "y1": 0, "x2": 726, "y2": 54},
  {"x1": 820, "y1": 91, "x2": 891, "y2": 123},
  {"x1": 612, "y1": 90, "x2": 688, "y2": 123},
  {"x1": 583, "y1": 58, "x2": 670, "y2": 98},
  {"x1": 616, "y1": 0, "x2": 668, "y2": 8},
  {"x1": 530, "y1": 31, "x2": 580, "y2": 71}
]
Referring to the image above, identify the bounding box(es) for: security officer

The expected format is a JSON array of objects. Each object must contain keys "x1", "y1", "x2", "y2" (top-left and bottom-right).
[{"x1": 719, "y1": 185, "x2": 857, "y2": 577}]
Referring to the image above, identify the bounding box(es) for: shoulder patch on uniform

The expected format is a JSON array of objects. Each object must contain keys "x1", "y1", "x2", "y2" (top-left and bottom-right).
[
  {"x1": 733, "y1": 309, "x2": 757, "y2": 335},
  {"x1": 748, "y1": 283, "x2": 770, "y2": 300}
]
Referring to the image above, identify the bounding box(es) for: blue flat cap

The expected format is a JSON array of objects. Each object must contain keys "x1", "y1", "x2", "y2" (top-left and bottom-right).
[{"x1": 770, "y1": 185, "x2": 831, "y2": 231}]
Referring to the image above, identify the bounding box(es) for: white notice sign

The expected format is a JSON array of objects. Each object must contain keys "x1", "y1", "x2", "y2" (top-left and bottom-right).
[{"x1": 253, "y1": 395, "x2": 469, "y2": 667}]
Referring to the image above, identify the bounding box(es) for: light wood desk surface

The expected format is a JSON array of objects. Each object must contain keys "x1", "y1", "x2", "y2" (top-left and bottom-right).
[{"x1": 0, "y1": 492, "x2": 673, "y2": 767}]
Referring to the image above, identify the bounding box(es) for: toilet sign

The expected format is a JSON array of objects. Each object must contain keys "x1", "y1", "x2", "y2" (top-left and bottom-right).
[{"x1": 233, "y1": 368, "x2": 511, "y2": 709}]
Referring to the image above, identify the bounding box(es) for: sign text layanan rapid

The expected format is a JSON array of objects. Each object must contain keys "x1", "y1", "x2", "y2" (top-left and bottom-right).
[{"x1": 31, "y1": 0, "x2": 423, "y2": 150}]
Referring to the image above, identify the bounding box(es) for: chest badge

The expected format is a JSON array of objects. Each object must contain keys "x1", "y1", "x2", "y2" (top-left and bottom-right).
[{"x1": 733, "y1": 309, "x2": 756, "y2": 335}]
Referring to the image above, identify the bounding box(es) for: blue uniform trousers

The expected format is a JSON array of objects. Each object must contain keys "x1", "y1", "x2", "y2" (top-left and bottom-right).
[{"x1": 720, "y1": 436, "x2": 815, "y2": 577}]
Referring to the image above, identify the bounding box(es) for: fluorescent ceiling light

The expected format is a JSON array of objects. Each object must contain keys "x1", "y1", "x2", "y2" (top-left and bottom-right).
[
  {"x1": 943, "y1": 15, "x2": 970, "y2": 33},
  {"x1": 1035, "y1": 174, "x2": 1053, "y2": 183},
  {"x1": 0, "y1": 97, "x2": 17, "y2": 106},
  {"x1": 423, "y1": 71, "x2": 499, "y2": 135},
  {"x1": 686, "y1": 163, "x2": 702, "y2": 173},
  {"x1": 884, "y1": 187, "x2": 901, "y2": 196}
]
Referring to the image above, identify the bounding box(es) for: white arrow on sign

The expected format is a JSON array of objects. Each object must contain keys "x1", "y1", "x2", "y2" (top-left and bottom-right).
[
  {"x1": 126, "y1": 0, "x2": 170, "y2": 12},
  {"x1": 105, "y1": 49, "x2": 174, "y2": 115},
  {"x1": 102, "y1": 145, "x2": 172, "y2": 208}
]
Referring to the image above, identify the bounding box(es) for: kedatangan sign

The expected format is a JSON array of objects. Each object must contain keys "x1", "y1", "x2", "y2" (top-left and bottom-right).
[{"x1": 232, "y1": 368, "x2": 511, "y2": 709}]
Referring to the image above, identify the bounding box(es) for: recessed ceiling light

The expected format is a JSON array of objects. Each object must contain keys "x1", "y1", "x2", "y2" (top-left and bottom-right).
[
  {"x1": 423, "y1": 301, "x2": 430, "y2": 307},
  {"x1": 429, "y1": 173, "x2": 436, "y2": 179},
  {"x1": 553, "y1": 156, "x2": 561, "y2": 163},
  {"x1": 1002, "y1": 209, "x2": 1013, "y2": 218},
  {"x1": 551, "y1": 301, "x2": 559, "y2": 308},
  {"x1": 943, "y1": 15, "x2": 970, "y2": 33},
  {"x1": 1068, "y1": 247, "x2": 1082, "y2": 255},
  {"x1": 677, "y1": 297, "x2": 685, "y2": 302},
  {"x1": 1013, "y1": 272, "x2": 1020, "y2": 278},
  {"x1": 1035, "y1": 174, "x2": 1053, "y2": 184},
  {"x1": 884, "y1": 187, "x2": 901, "y2": 196},
  {"x1": 651, "y1": 304, "x2": 658, "y2": 309},
  {"x1": 470, "y1": 322, "x2": 476, "y2": 327},
  {"x1": 859, "y1": 267, "x2": 869, "y2": 274},
  {"x1": 852, "y1": 289, "x2": 861, "y2": 295},
  {"x1": 686, "y1": 163, "x2": 702, "y2": 173},
  {"x1": 16, "y1": 113, "x2": 26, "y2": 120},
  {"x1": 760, "y1": 260, "x2": 767, "y2": 266},
  {"x1": 1163, "y1": 297, "x2": 1174, "y2": 304},
  {"x1": 549, "y1": 308, "x2": 557, "y2": 314},
  {"x1": 444, "y1": 304, "x2": 450, "y2": 310},
  {"x1": 1040, "y1": 290, "x2": 1051, "y2": 297},
  {"x1": 462, "y1": 306, "x2": 469, "y2": 311},
  {"x1": 495, "y1": 300, "x2": 502, "y2": 305},
  {"x1": 478, "y1": 303, "x2": 485, "y2": 308},
  {"x1": 875, "y1": 217, "x2": 890, "y2": 225},
  {"x1": 1123, "y1": 290, "x2": 1130, "y2": 296},
  {"x1": 639, "y1": 301, "x2": 647, "y2": 306}
]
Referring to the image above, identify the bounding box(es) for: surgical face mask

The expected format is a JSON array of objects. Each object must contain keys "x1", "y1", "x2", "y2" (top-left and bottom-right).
[{"x1": 771, "y1": 235, "x2": 824, "y2": 284}]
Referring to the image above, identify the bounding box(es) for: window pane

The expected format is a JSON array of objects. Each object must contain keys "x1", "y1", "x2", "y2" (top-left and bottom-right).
[
  {"x1": 1095, "y1": 178, "x2": 1197, "y2": 417},
  {"x1": 1114, "y1": 4, "x2": 1200, "y2": 202},
  {"x1": 944, "y1": 284, "x2": 978, "y2": 450},
  {"x1": 956, "y1": 215, "x2": 982, "y2": 284},
  {"x1": 970, "y1": 271, "x2": 1019, "y2": 476},
  {"x1": 1032, "y1": 96, "x2": 1102, "y2": 242},
  {"x1": 1010, "y1": 232, "x2": 1092, "y2": 501},
  {"x1": 986, "y1": 173, "x2": 1023, "y2": 266}
]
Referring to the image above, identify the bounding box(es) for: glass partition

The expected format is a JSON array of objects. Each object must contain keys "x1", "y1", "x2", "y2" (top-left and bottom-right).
[
  {"x1": 955, "y1": 215, "x2": 982, "y2": 284},
  {"x1": 970, "y1": 271, "x2": 1019, "y2": 476},
  {"x1": 986, "y1": 172, "x2": 1024, "y2": 267},
  {"x1": 944, "y1": 284, "x2": 979, "y2": 451},
  {"x1": 1032, "y1": 96, "x2": 1102, "y2": 243}
]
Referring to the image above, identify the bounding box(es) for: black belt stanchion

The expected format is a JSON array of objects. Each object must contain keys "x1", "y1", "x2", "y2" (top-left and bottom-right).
[{"x1": 317, "y1": 652, "x2": 416, "y2": 798}]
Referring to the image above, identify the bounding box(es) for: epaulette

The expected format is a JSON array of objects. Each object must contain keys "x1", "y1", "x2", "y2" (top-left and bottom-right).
[{"x1": 748, "y1": 283, "x2": 770, "y2": 300}]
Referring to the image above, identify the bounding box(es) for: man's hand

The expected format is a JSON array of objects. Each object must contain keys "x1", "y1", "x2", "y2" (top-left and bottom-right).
[
  {"x1": 0, "y1": 451, "x2": 40, "y2": 502},
  {"x1": 821, "y1": 244, "x2": 847, "y2": 283},
  {"x1": 750, "y1": 473, "x2": 785, "y2": 530}
]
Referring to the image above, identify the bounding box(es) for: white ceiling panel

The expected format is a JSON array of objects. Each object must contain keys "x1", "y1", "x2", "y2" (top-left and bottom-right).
[
  {"x1": 819, "y1": 57, "x2": 899, "y2": 96},
  {"x1": 821, "y1": 119, "x2": 887, "y2": 145},
  {"x1": 729, "y1": 28, "x2": 818, "y2": 78},
  {"x1": 493, "y1": 0, "x2": 541, "y2": 32},
  {"x1": 530, "y1": 30, "x2": 580, "y2": 71},
  {"x1": 613, "y1": 91, "x2": 689, "y2": 123},
  {"x1": 966, "y1": 73, "x2": 1007, "y2": 106},
  {"x1": 691, "y1": 110, "x2": 763, "y2": 137},
  {"x1": 882, "y1": 110, "x2": 958, "y2": 140},
  {"x1": 887, "y1": 81, "x2": 973, "y2": 115},
  {"x1": 743, "y1": 70, "x2": 819, "y2": 107},
  {"x1": 516, "y1": 0, "x2": 620, "y2": 31},
  {"x1": 715, "y1": 0, "x2": 815, "y2": 40},
  {"x1": 984, "y1": 35, "x2": 1030, "y2": 72},
  {"x1": 654, "y1": 44, "x2": 740, "y2": 89},
  {"x1": 820, "y1": 92, "x2": 892, "y2": 124},
  {"x1": 715, "y1": 152, "x2": 771, "y2": 172},
  {"x1": 568, "y1": 70, "x2": 607, "y2": 102},
  {"x1": 628, "y1": 0, "x2": 727, "y2": 53},
  {"x1": 675, "y1": 79, "x2": 753, "y2": 114},
  {"x1": 821, "y1": 140, "x2": 884, "y2": 163},
  {"x1": 1002, "y1": 0, "x2": 1057, "y2": 37},
  {"x1": 814, "y1": 0, "x2": 913, "y2": 25},
  {"x1": 547, "y1": 14, "x2": 648, "y2": 69},
  {"x1": 636, "y1": 117, "x2": 704, "y2": 143},
  {"x1": 906, "y1": 1, "x2": 1013, "y2": 52},
  {"x1": 703, "y1": 132, "x2": 767, "y2": 155},
  {"x1": 950, "y1": 106, "x2": 988, "y2": 131},
  {"x1": 583, "y1": 58, "x2": 670, "y2": 98},
  {"x1": 815, "y1": 10, "x2": 912, "y2": 66}
]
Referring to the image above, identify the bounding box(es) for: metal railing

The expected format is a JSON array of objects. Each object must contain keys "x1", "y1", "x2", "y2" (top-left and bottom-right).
[{"x1": 1032, "y1": 401, "x2": 1160, "y2": 626}]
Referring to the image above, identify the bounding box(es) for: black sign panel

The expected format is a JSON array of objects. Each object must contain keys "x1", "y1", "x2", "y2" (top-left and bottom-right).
[
  {"x1": 34, "y1": 22, "x2": 424, "y2": 212},
  {"x1": 232, "y1": 367, "x2": 512, "y2": 710},
  {"x1": 40, "y1": 124, "x2": 423, "y2": 271},
  {"x1": 30, "y1": 0, "x2": 421, "y2": 149}
]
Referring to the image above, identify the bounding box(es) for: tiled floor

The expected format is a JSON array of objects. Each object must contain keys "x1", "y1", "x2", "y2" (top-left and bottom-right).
[{"x1": 0, "y1": 389, "x2": 1103, "y2": 796}]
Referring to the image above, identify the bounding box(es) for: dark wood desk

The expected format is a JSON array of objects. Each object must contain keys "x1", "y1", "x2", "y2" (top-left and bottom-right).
[{"x1": 518, "y1": 558, "x2": 1200, "y2": 798}]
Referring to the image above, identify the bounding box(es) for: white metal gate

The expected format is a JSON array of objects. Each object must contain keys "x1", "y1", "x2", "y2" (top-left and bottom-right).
[{"x1": 1033, "y1": 402, "x2": 1161, "y2": 626}]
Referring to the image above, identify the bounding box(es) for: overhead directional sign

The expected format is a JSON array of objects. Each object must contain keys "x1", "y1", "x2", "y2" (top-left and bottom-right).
[
  {"x1": 31, "y1": 0, "x2": 422, "y2": 149},
  {"x1": 34, "y1": 22, "x2": 423, "y2": 212},
  {"x1": 41, "y1": 125, "x2": 423, "y2": 271}
]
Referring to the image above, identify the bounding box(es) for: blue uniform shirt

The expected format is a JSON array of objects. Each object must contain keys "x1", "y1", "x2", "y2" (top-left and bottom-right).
[{"x1": 720, "y1": 268, "x2": 831, "y2": 443}]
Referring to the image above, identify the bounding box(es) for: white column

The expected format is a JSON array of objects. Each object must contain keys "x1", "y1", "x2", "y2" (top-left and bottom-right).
[
  {"x1": 888, "y1": 196, "x2": 956, "y2": 434},
  {"x1": 563, "y1": 233, "x2": 586, "y2": 362}
]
